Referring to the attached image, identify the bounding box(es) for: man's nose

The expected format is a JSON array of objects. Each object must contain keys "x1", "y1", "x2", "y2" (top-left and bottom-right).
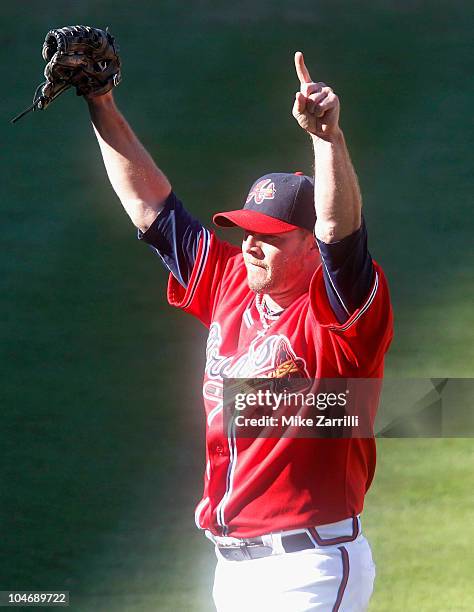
[
  {"x1": 243, "y1": 232, "x2": 256, "y2": 247},
  {"x1": 243, "y1": 233, "x2": 263, "y2": 255}
]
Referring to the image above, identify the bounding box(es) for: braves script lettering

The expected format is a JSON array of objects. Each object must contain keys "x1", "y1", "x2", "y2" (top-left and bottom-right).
[{"x1": 204, "y1": 323, "x2": 309, "y2": 424}]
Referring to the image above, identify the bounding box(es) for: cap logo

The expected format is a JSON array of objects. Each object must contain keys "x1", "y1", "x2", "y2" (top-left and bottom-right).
[{"x1": 246, "y1": 179, "x2": 276, "y2": 205}]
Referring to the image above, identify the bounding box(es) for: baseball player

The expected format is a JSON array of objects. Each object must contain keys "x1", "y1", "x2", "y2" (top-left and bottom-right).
[{"x1": 84, "y1": 49, "x2": 392, "y2": 611}]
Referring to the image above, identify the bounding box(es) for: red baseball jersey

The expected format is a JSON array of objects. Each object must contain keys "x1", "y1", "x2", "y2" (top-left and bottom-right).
[{"x1": 167, "y1": 231, "x2": 393, "y2": 538}]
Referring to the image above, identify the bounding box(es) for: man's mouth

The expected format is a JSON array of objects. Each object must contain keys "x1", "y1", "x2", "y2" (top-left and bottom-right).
[{"x1": 246, "y1": 259, "x2": 267, "y2": 269}]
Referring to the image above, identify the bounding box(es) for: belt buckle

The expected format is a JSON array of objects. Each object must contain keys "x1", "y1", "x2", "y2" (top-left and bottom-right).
[
  {"x1": 218, "y1": 539, "x2": 273, "y2": 561},
  {"x1": 218, "y1": 542, "x2": 250, "y2": 561}
]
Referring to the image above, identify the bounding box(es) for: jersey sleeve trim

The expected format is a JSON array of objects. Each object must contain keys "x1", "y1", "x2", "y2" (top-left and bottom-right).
[
  {"x1": 317, "y1": 218, "x2": 374, "y2": 324},
  {"x1": 137, "y1": 191, "x2": 205, "y2": 288},
  {"x1": 334, "y1": 271, "x2": 379, "y2": 332},
  {"x1": 310, "y1": 265, "x2": 380, "y2": 333},
  {"x1": 320, "y1": 256, "x2": 351, "y2": 317},
  {"x1": 167, "y1": 227, "x2": 211, "y2": 309}
]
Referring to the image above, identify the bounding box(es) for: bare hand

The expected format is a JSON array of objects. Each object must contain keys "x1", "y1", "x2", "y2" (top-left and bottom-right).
[{"x1": 292, "y1": 51, "x2": 340, "y2": 139}]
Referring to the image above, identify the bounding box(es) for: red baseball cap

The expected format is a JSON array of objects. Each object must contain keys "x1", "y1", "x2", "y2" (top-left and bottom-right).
[{"x1": 213, "y1": 172, "x2": 316, "y2": 234}]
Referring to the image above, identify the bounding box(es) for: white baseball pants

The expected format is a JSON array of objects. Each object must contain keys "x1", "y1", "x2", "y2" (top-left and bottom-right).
[{"x1": 211, "y1": 521, "x2": 375, "y2": 611}]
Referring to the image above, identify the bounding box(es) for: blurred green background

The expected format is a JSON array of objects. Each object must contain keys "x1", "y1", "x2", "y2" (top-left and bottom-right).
[{"x1": 1, "y1": 1, "x2": 473, "y2": 610}]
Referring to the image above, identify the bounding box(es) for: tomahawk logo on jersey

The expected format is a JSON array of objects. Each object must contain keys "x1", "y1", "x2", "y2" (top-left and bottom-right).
[{"x1": 139, "y1": 191, "x2": 393, "y2": 538}]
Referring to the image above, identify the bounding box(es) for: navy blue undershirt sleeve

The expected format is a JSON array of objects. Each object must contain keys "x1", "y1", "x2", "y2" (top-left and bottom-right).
[
  {"x1": 137, "y1": 191, "x2": 204, "y2": 288},
  {"x1": 138, "y1": 191, "x2": 373, "y2": 323},
  {"x1": 317, "y1": 217, "x2": 374, "y2": 324}
]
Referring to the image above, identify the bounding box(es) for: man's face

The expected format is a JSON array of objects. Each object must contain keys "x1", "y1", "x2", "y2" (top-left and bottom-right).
[{"x1": 242, "y1": 228, "x2": 318, "y2": 295}]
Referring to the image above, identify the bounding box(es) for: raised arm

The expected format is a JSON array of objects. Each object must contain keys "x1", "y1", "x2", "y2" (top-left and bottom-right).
[
  {"x1": 292, "y1": 52, "x2": 361, "y2": 243},
  {"x1": 87, "y1": 91, "x2": 171, "y2": 232}
]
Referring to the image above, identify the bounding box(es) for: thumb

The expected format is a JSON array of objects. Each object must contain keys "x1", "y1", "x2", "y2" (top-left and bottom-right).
[
  {"x1": 292, "y1": 93, "x2": 307, "y2": 123},
  {"x1": 294, "y1": 91, "x2": 307, "y2": 114}
]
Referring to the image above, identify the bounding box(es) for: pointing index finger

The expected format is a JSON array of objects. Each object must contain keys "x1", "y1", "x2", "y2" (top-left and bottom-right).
[{"x1": 294, "y1": 51, "x2": 312, "y2": 84}]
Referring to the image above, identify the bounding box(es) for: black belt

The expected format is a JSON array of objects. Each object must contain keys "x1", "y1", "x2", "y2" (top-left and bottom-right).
[
  {"x1": 217, "y1": 532, "x2": 318, "y2": 561},
  {"x1": 215, "y1": 517, "x2": 360, "y2": 561}
]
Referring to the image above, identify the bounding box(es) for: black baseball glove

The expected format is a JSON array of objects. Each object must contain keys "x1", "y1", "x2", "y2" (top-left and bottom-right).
[{"x1": 12, "y1": 25, "x2": 121, "y2": 123}]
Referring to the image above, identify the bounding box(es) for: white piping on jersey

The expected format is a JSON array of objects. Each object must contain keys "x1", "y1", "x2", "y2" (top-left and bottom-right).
[
  {"x1": 204, "y1": 322, "x2": 310, "y2": 534},
  {"x1": 195, "y1": 496, "x2": 210, "y2": 529},
  {"x1": 207, "y1": 402, "x2": 222, "y2": 427},
  {"x1": 181, "y1": 228, "x2": 211, "y2": 309},
  {"x1": 243, "y1": 305, "x2": 254, "y2": 329},
  {"x1": 203, "y1": 379, "x2": 226, "y2": 427},
  {"x1": 320, "y1": 253, "x2": 351, "y2": 316},
  {"x1": 335, "y1": 271, "x2": 379, "y2": 332},
  {"x1": 216, "y1": 419, "x2": 238, "y2": 535}
]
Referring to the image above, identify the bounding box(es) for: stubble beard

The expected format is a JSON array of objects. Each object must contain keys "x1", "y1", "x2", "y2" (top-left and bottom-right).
[{"x1": 246, "y1": 264, "x2": 276, "y2": 293}]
